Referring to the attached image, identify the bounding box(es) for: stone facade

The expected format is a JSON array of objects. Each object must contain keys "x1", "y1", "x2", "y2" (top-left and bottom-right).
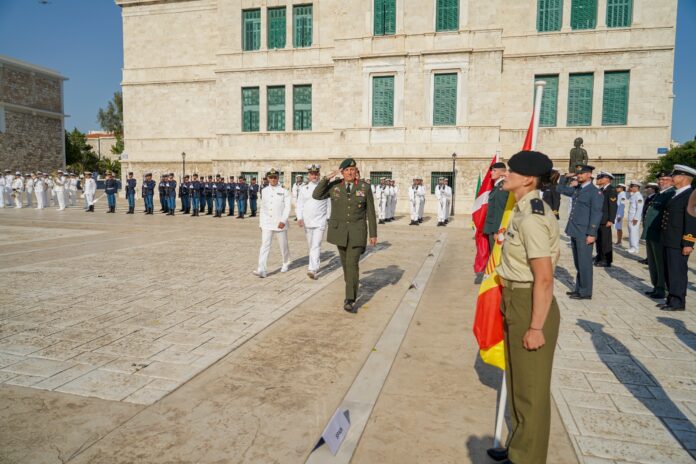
[
  {"x1": 86, "y1": 131, "x2": 119, "y2": 160},
  {"x1": 0, "y1": 55, "x2": 67, "y2": 172},
  {"x1": 116, "y1": 0, "x2": 676, "y2": 213}
]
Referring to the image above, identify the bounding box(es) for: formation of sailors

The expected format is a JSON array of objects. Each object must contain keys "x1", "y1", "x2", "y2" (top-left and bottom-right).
[{"x1": 0, "y1": 169, "x2": 78, "y2": 210}]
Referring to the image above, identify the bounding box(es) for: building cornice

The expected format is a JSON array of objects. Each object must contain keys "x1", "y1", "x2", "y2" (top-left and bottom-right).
[
  {"x1": 1, "y1": 102, "x2": 68, "y2": 119},
  {"x1": 116, "y1": 0, "x2": 201, "y2": 7},
  {"x1": 0, "y1": 55, "x2": 67, "y2": 80}
]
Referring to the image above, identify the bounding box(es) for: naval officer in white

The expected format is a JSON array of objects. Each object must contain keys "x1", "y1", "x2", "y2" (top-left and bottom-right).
[
  {"x1": 254, "y1": 168, "x2": 291, "y2": 278},
  {"x1": 296, "y1": 164, "x2": 330, "y2": 280}
]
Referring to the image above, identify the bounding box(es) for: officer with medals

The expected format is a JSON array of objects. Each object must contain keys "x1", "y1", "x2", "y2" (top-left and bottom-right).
[
  {"x1": 125, "y1": 172, "x2": 137, "y2": 214},
  {"x1": 558, "y1": 164, "x2": 603, "y2": 300},
  {"x1": 488, "y1": 150, "x2": 560, "y2": 464},
  {"x1": 658, "y1": 165, "x2": 696, "y2": 311},
  {"x1": 641, "y1": 173, "x2": 674, "y2": 298},
  {"x1": 312, "y1": 158, "x2": 378, "y2": 313},
  {"x1": 142, "y1": 173, "x2": 156, "y2": 214},
  {"x1": 593, "y1": 171, "x2": 618, "y2": 267}
]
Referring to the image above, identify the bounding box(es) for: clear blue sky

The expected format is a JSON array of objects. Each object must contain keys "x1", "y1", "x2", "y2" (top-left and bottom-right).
[{"x1": 0, "y1": 0, "x2": 694, "y2": 142}]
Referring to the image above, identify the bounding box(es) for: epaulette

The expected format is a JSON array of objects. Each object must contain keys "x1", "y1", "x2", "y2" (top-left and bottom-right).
[{"x1": 530, "y1": 198, "x2": 545, "y2": 215}]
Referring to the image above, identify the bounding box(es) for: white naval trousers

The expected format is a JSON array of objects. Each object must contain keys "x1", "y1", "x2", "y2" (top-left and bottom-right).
[
  {"x1": 68, "y1": 189, "x2": 77, "y2": 206},
  {"x1": 417, "y1": 197, "x2": 424, "y2": 219},
  {"x1": 409, "y1": 199, "x2": 419, "y2": 221},
  {"x1": 304, "y1": 227, "x2": 324, "y2": 273},
  {"x1": 437, "y1": 198, "x2": 448, "y2": 222},
  {"x1": 257, "y1": 228, "x2": 290, "y2": 273},
  {"x1": 36, "y1": 191, "x2": 45, "y2": 209},
  {"x1": 14, "y1": 192, "x2": 23, "y2": 208},
  {"x1": 379, "y1": 195, "x2": 388, "y2": 220},
  {"x1": 84, "y1": 192, "x2": 95, "y2": 207},
  {"x1": 25, "y1": 190, "x2": 33, "y2": 208},
  {"x1": 55, "y1": 189, "x2": 66, "y2": 210},
  {"x1": 0, "y1": 188, "x2": 4, "y2": 208},
  {"x1": 628, "y1": 220, "x2": 641, "y2": 251}
]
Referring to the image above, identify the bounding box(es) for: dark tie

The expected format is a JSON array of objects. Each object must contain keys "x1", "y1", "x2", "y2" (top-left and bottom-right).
[{"x1": 346, "y1": 184, "x2": 351, "y2": 193}]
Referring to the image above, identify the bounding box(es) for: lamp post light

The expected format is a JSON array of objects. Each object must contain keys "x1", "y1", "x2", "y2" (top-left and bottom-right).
[
  {"x1": 181, "y1": 152, "x2": 186, "y2": 179},
  {"x1": 451, "y1": 152, "x2": 457, "y2": 216}
]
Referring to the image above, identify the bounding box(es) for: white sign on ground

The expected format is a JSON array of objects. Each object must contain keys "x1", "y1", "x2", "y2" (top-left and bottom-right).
[{"x1": 321, "y1": 408, "x2": 351, "y2": 455}]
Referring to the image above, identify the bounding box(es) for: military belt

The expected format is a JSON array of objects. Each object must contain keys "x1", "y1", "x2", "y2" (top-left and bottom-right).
[{"x1": 500, "y1": 278, "x2": 533, "y2": 289}]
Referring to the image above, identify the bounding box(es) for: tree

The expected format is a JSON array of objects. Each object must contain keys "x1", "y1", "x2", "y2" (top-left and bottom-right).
[
  {"x1": 65, "y1": 128, "x2": 100, "y2": 174},
  {"x1": 645, "y1": 137, "x2": 696, "y2": 184},
  {"x1": 97, "y1": 91, "x2": 124, "y2": 156}
]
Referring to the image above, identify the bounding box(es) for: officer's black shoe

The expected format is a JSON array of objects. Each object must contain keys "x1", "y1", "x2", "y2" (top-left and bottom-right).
[
  {"x1": 206, "y1": 212, "x2": 212, "y2": 215},
  {"x1": 566, "y1": 291, "x2": 579, "y2": 296},
  {"x1": 444, "y1": 219, "x2": 449, "y2": 224},
  {"x1": 649, "y1": 293, "x2": 665, "y2": 299},
  {"x1": 227, "y1": 213, "x2": 234, "y2": 216},
  {"x1": 250, "y1": 213, "x2": 256, "y2": 217},
  {"x1": 570, "y1": 294, "x2": 591, "y2": 300},
  {"x1": 418, "y1": 218, "x2": 423, "y2": 223},
  {"x1": 343, "y1": 300, "x2": 356, "y2": 313},
  {"x1": 486, "y1": 448, "x2": 508, "y2": 462},
  {"x1": 660, "y1": 305, "x2": 686, "y2": 311},
  {"x1": 379, "y1": 220, "x2": 385, "y2": 224}
]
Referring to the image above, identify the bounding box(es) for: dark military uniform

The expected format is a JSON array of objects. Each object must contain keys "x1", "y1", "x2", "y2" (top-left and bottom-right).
[
  {"x1": 125, "y1": 176, "x2": 136, "y2": 214},
  {"x1": 595, "y1": 183, "x2": 618, "y2": 266},
  {"x1": 237, "y1": 181, "x2": 249, "y2": 217},
  {"x1": 166, "y1": 178, "x2": 177, "y2": 215},
  {"x1": 542, "y1": 184, "x2": 561, "y2": 220},
  {"x1": 313, "y1": 162, "x2": 377, "y2": 307},
  {"x1": 660, "y1": 185, "x2": 696, "y2": 310},
  {"x1": 484, "y1": 180, "x2": 510, "y2": 251},
  {"x1": 226, "y1": 178, "x2": 236, "y2": 216},
  {"x1": 642, "y1": 186, "x2": 675, "y2": 298},
  {"x1": 142, "y1": 176, "x2": 155, "y2": 214},
  {"x1": 158, "y1": 177, "x2": 168, "y2": 212},
  {"x1": 249, "y1": 182, "x2": 260, "y2": 216},
  {"x1": 190, "y1": 177, "x2": 201, "y2": 216},
  {"x1": 104, "y1": 177, "x2": 118, "y2": 213},
  {"x1": 204, "y1": 177, "x2": 214, "y2": 214},
  {"x1": 558, "y1": 168, "x2": 603, "y2": 298},
  {"x1": 179, "y1": 178, "x2": 191, "y2": 214}
]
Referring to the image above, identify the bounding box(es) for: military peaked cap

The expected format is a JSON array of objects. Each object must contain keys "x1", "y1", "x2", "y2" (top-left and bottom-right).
[{"x1": 671, "y1": 164, "x2": 696, "y2": 178}]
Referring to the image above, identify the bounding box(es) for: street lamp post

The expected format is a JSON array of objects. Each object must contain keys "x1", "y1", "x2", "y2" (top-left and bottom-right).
[
  {"x1": 451, "y1": 152, "x2": 457, "y2": 216},
  {"x1": 181, "y1": 152, "x2": 186, "y2": 179}
]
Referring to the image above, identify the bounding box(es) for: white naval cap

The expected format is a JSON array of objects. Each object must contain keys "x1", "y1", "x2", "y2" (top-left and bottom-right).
[
  {"x1": 596, "y1": 171, "x2": 614, "y2": 180},
  {"x1": 617, "y1": 183, "x2": 626, "y2": 188},
  {"x1": 15, "y1": 171, "x2": 21, "y2": 175},
  {"x1": 629, "y1": 180, "x2": 642, "y2": 187},
  {"x1": 672, "y1": 164, "x2": 696, "y2": 177}
]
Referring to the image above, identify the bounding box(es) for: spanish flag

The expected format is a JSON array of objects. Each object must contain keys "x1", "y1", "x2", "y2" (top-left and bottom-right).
[{"x1": 472, "y1": 86, "x2": 542, "y2": 370}]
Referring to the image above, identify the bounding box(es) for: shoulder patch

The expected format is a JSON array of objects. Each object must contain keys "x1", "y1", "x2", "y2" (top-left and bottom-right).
[{"x1": 530, "y1": 198, "x2": 545, "y2": 215}]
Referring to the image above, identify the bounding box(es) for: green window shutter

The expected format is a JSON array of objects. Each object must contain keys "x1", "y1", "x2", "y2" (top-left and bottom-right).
[
  {"x1": 372, "y1": 76, "x2": 394, "y2": 127},
  {"x1": 374, "y1": 0, "x2": 396, "y2": 36},
  {"x1": 606, "y1": 0, "x2": 632, "y2": 27},
  {"x1": 369, "y1": 171, "x2": 392, "y2": 184},
  {"x1": 430, "y1": 172, "x2": 454, "y2": 194},
  {"x1": 537, "y1": 0, "x2": 563, "y2": 32},
  {"x1": 571, "y1": 0, "x2": 597, "y2": 30},
  {"x1": 535, "y1": 74, "x2": 559, "y2": 127},
  {"x1": 436, "y1": 0, "x2": 459, "y2": 32},
  {"x1": 293, "y1": 85, "x2": 312, "y2": 131},
  {"x1": 602, "y1": 71, "x2": 629, "y2": 125},
  {"x1": 567, "y1": 73, "x2": 594, "y2": 126},
  {"x1": 242, "y1": 9, "x2": 261, "y2": 51},
  {"x1": 267, "y1": 7, "x2": 286, "y2": 49},
  {"x1": 267, "y1": 86, "x2": 286, "y2": 131},
  {"x1": 293, "y1": 5, "x2": 313, "y2": 48},
  {"x1": 433, "y1": 73, "x2": 457, "y2": 126},
  {"x1": 242, "y1": 87, "x2": 260, "y2": 132}
]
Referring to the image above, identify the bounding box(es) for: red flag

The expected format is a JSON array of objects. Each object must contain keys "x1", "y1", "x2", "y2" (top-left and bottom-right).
[{"x1": 471, "y1": 155, "x2": 497, "y2": 272}]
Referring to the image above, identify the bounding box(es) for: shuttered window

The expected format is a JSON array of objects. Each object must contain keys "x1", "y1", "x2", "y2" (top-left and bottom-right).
[
  {"x1": 293, "y1": 85, "x2": 312, "y2": 131},
  {"x1": 606, "y1": 0, "x2": 632, "y2": 27},
  {"x1": 372, "y1": 76, "x2": 394, "y2": 127},
  {"x1": 242, "y1": 9, "x2": 261, "y2": 51},
  {"x1": 436, "y1": 0, "x2": 459, "y2": 31},
  {"x1": 293, "y1": 5, "x2": 313, "y2": 48},
  {"x1": 571, "y1": 0, "x2": 597, "y2": 30},
  {"x1": 535, "y1": 74, "x2": 559, "y2": 127},
  {"x1": 433, "y1": 73, "x2": 457, "y2": 126},
  {"x1": 431, "y1": 172, "x2": 454, "y2": 194},
  {"x1": 241, "y1": 172, "x2": 258, "y2": 183},
  {"x1": 567, "y1": 73, "x2": 594, "y2": 126},
  {"x1": 267, "y1": 86, "x2": 286, "y2": 131},
  {"x1": 374, "y1": 0, "x2": 396, "y2": 36},
  {"x1": 267, "y1": 7, "x2": 286, "y2": 49},
  {"x1": 370, "y1": 171, "x2": 392, "y2": 185},
  {"x1": 537, "y1": 0, "x2": 562, "y2": 32},
  {"x1": 602, "y1": 71, "x2": 629, "y2": 126},
  {"x1": 242, "y1": 87, "x2": 260, "y2": 132},
  {"x1": 291, "y1": 171, "x2": 309, "y2": 183}
]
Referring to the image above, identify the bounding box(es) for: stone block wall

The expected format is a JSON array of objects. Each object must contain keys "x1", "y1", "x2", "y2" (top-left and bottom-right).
[{"x1": 0, "y1": 111, "x2": 63, "y2": 172}]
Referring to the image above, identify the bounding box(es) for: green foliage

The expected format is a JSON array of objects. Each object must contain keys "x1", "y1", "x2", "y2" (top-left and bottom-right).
[
  {"x1": 98, "y1": 157, "x2": 121, "y2": 177},
  {"x1": 65, "y1": 128, "x2": 99, "y2": 174},
  {"x1": 97, "y1": 91, "x2": 124, "y2": 155},
  {"x1": 645, "y1": 138, "x2": 696, "y2": 183}
]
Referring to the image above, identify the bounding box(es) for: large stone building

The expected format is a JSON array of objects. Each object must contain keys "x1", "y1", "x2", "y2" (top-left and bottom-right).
[
  {"x1": 0, "y1": 55, "x2": 67, "y2": 172},
  {"x1": 116, "y1": 0, "x2": 676, "y2": 213}
]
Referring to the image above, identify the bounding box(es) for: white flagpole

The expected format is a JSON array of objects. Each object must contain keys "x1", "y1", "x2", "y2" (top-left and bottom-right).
[{"x1": 491, "y1": 80, "x2": 545, "y2": 450}]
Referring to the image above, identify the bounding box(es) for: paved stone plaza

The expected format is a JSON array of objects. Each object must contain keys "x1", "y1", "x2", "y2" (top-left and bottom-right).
[{"x1": 0, "y1": 201, "x2": 694, "y2": 463}]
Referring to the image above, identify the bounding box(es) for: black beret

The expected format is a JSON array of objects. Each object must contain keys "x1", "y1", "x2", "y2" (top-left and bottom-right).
[
  {"x1": 507, "y1": 151, "x2": 553, "y2": 177},
  {"x1": 574, "y1": 164, "x2": 595, "y2": 174},
  {"x1": 339, "y1": 158, "x2": 357, "y2": 170},
  {"x1": 491, "y1": 162, "x2": 506, "y2": 170},
  {"x1": 656, "y1": 171, "x2": 671, "y2": 178}
]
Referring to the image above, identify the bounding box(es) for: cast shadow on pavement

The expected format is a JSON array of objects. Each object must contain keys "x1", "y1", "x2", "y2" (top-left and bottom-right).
[
  {"x1": 657, "y1": 317, "x2": 696, "y2": 352},
  {"x1": 474, "y1": 355, "x2": 503, "y2": 391},
  {"x1": 554, "y1": 266, "x2": 575, "y2": 292},
  {"x1": 286, "y1": 251, "x2": 337, "y2": 272},
  {"x1": 612, "y1": 246, "x2": 645, "y2": 263},
  {"x1": 578, "y1": 319, "x2": 696, "y2": 459},
  {"x1": 466, "y1": 434, "x2": 497, "y2": 464},
  {"x1": 601, "y1": 266, "x2": 652, "y2": 294},
  {"x1": 355, "y1": 264, "x2": 404, "y2": 310}
]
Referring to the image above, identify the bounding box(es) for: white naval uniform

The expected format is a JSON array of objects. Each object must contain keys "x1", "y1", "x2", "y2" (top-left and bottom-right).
[
  {"x1": 376, "y1": 185, "x2": 387, "y2": 220},
  {"x1": 4, "y1": 174, "x2": 13, "y2": 206},
  {"x1": 296, "y1": 181, "x2": 330, "y2": 274},
  {"x1": 614, "y1": 191, "x2": 627, "y2": 231},
  {"x1": 627, "y1": 191, "x2": 644, "y2": 252},
  {"x1": 417, "y1": 185, "x2": 425, "y2": 219},
  {"x1": 83, "y1": 178, "x2": 97, "y2": 207},
  {"x1": 0, "y1": 176, "x2": 5, "y2": 208},
  {"x1": 291, "y1": 182, "x2": 303, "y2": 217},
  {"x1": 385, "y1": 186, "x2": 394, "y2": 219},
  {"x1": 44, "y1": 178, "x2": 53, "y2": 206},
  {"x1": 34, "y1": 178, "x2": 45, "y2": 209},
  {"x1": 408, "y1": 185, "x2": 419, "y2": 222},
  {"x1": 54, "y1": 176, "x2": 66, "y2": 210},
  {"x1": 67, "y1": 178, "x2": 78, "y2": 206},
  {"x1": 12, "y1": 177, "x2": 24, "y2": 207},
  {"x1": 24, "y1": 178, "x2": 34, "y2": 207},
  {"x1": 435, "y1": 184, "x2": 452, "y2": 222},
  {"x1": 257, "y1": 184, "x2": 291, "y2": 273},
  {"x1": 390, "y1": 185, "x2": 399, "y2": 218}
]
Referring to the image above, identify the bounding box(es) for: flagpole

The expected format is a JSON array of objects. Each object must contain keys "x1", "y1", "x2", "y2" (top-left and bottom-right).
[{"x1": 491, "y1": 80, "x2": 545, "y2": 451}]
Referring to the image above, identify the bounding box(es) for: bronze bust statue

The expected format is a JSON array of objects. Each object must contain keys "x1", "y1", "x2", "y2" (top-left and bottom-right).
[{"x1": 569, "y1": 137, "x2": 589, "y2": 172}]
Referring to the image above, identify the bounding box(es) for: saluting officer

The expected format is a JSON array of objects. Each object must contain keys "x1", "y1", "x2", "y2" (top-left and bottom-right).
[
  {"x1": 593, "y1": 172, "x2": 617, "y2": 267},
  {"x1": 658, "y1": 165, "x2": 696, "y2": 311},
  {"x1": 489, "y1": 150, "x2": 560, "y2": 464},
  {"x1": 190, "y1": 174, "x2": 201, "y2": 216},
  {"x1": 557, "y1": 164, "x2": 603, "y2": 300},
  {"x1": 642, "y1": 172, "x2": 674, "y2": 299},
  {"x1": 125, "y1": 172, "x2": 136, "y2": 214},
  {"x1": 180, "y1": 175, "x2": 191, "y2": 214},
  {"x1": 484, "y1": 162, "x2": 510, "y2": 251},
  {"x1": 312, "y1": 158, "x2": 378, "y2": 313},
  {"x1": 142, "y1": 173, "x2": 155, "y2": 214}
]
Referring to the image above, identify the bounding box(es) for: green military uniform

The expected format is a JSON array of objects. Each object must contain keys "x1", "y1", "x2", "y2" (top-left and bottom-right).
[
  {"x1": 497, "y1": 189, "x2": 561, "y2": 464},
  {"x1": 313, "y1": 161, "x2": 377, "y2": 308},
  {"x1": 641, "y1": 185, "x2": 676, "y2": 298},
  {"x1": 484, "y1": 181, "x2": 510, "y2": 250}
]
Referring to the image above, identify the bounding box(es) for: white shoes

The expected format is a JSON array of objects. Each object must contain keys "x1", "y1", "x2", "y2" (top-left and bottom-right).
[
  {"x1": 252, "y1": 270, "x2": 267, "y2": 278},
  {"x1": 627, "y1": 248, "x2": 638, "y2": 254},
  {"x1": 280, "y1": 265, "x2": 289, "y2": 273}
]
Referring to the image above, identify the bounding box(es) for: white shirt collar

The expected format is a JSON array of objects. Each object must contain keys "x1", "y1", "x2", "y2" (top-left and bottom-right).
[{"x1": 675, "y1": 185, "x2": 691, "y2": 196}]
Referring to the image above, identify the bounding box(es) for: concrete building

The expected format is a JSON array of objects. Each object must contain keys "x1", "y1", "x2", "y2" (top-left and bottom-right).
[
  {"x1": 116, "y1": 0, "x2": 677, "y2": 213},
  {"x1": 86, "y1": 131, "x2": 119, "y2": 160},
  {"x1": 0, "y1": 55, "x2": 67, "y2": 172}
]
